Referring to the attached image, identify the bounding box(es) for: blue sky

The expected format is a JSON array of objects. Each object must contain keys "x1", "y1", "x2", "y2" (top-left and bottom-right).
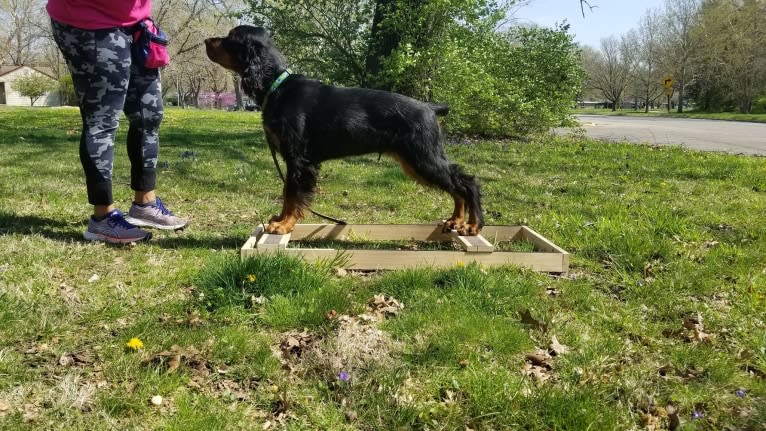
[{"x1": 513, "y1": 0, "x2": 666, "y2": 48}]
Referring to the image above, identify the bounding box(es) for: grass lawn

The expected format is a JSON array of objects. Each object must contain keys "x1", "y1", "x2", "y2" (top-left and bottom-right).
[
  {"x1": 573, "y1": 108, "x2": 766, "y2": 123},
  {"x1": 0, "y1": 106, "x2": 764, "y2": 430}
]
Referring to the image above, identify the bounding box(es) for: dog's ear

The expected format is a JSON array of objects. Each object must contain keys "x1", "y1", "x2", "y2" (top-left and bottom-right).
[{"x1": 241, "y1": 42, "x2": 265, "y2": 95}]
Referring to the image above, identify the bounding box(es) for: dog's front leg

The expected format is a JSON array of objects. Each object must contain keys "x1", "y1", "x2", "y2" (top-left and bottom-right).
[
  {"x1": 267, "y1": 163, "x2": 316, "y2": 234},
  {"x1": 267, "y1": 194, "x2": 302, "y2": 234},
  {"x1": 443, "y1": 195, "x2": 466, "y2": 232}
]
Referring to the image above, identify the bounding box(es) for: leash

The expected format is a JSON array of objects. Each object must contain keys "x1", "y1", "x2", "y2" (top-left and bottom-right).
[{"x1": 269, "y1": 145, "x2": 347, "y2": 225}]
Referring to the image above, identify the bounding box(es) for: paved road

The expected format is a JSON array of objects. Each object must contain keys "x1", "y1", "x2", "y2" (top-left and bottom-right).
[{"x1": 560, "y1": 115, "x2": 766, "y2": 156}]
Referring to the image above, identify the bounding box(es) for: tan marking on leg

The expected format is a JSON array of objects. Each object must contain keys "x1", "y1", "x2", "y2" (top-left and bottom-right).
[
  {"x1": 442, "y1": 195, "x2": 466, "y2": 232},
  {"x1": 388, "y1": 153, "x2": 428, "y2": 185},
  {"x1": 267, "y1": 195, "x2": 303, "y2": 234},
  {"x1": 458, "y1": 206, "x2": 481, "y2": 235}
]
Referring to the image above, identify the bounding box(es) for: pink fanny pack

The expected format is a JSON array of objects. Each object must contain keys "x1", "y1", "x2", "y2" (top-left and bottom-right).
[{"x1": 131, "y1": 18, "x2": 169, "y2": 69}]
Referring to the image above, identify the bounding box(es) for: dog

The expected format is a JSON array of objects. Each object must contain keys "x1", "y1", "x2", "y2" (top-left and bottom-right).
[{"x1": 205, "y1": 26, "x2": 484, "y2": 235}]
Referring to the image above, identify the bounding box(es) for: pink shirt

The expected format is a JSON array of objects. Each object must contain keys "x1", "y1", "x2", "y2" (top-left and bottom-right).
[{"x1": 47, "y1": 0, "x2": 152, "y2": 30}]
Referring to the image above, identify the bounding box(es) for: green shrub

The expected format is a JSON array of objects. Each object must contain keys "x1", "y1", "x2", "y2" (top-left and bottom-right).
[
  {"x1": 753, "y1": 96, "x2": 766, "y2": 114},
  {"x1": 432, "y1": 25, "x2": 584, "y2": 136}
]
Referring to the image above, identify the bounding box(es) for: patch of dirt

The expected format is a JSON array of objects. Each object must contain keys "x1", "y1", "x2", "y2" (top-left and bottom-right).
[
  {"x1": 277, "y1": 294, "x2": 405, "y2": 380},
  {"x1": 662, "y1": 312, "x2": 716, "y2": 343},
  {"x1": 144, "y1": 344, "x2": 213, "y2": 376},
  {"x1": 144, "y1": 341, "x2": 263, "y2": 407}
]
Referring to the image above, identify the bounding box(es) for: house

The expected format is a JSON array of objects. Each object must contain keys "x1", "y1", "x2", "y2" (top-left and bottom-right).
[
  {"x1": 576, "y1": 100, "x2": 609, "y2": 109},
  {"x1": 0, "y1": 65, "x2": 61, "y2": 107}
]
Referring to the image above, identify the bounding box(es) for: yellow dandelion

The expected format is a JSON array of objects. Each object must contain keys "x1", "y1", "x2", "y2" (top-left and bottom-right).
[
  {"x1": 126, "y1": 337, "x2": 144, "y2": 350},
  {"x1": 247, "y1": 274, "x2": 257, "y2": 283},
  {"x1": 455, "y1": 261, "x2": 465, "y2": 267}
]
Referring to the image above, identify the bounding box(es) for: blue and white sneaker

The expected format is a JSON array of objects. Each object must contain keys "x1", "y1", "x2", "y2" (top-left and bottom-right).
[
  {"x1": 125, "y1": 197, "x2": 188, "y2": 230},
  {"x1": 84, "y1": 209, "x2": 152, "y2": 244}
]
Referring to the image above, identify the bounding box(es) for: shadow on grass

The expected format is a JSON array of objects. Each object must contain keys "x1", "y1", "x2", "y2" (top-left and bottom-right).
[
  {"x1": 0, "y1": 211, "x2": 83, "y2": 242},
  {"x1": 152, "y1": 234, "x2": 246, "y2": 250},
  {"x1": 0, "y1": 211, "x2": 247, "y2": 250}
]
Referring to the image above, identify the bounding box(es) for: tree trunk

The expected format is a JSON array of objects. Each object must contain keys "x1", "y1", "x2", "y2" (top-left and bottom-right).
[
  {"x1": 740, "y1": 99, "x2": 751, "y2": 114},
  {"x1": 234, "y1": 75, "x2": 243, "y2": 111},
  {"x1": 364, "y1": 0, "x2": 400, "y2": 90},
  {"x1": 644, "y1": 89, "x2": 650, "y2": 113},
  {"x1": 676, "y1": 68, "x2": 685, "y2": 113},
  {"x1": 176, "y1": 76, "x2": 184, "y2": 109},
  {"x1": 676, "y1": 86, "x2": 684, "y2": 113}
]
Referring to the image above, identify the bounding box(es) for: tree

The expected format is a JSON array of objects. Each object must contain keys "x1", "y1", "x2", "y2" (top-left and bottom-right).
[
  {"x1": 660, "y1": 0, "x2": 701, "y2": 113},
  {"x1": 585, "y1": 36, "x2": 635, "y2": 111},
  {"x1": 0, "y1": 0, "x2": 47, "y2": 65},
  {"x1": 632, "y1": 11, "x2": 665, "y2": 112},
  {"x1": 693, "y1": 0, "x2": 766, "y2": 113},
  {"x1": 154, "y1": 0, "x2": 245, "y2": 108},
  {"x1": 243, "y1": 0, "x2": 375, "y2": 86},
  {"x1": 368, "y1": 0, "x2": 515, "y2": 99},
  {"x1": 11, "y1": 71, "x2": 55, "y2": 106}
]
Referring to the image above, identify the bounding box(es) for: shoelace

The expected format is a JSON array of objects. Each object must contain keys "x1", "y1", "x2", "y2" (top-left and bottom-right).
[
  {"x1": 154, "y1": 197, "x2": 173, "y2": 215},
  {"x1": 107, "y1": 211, "x2": 137, "y2": 229}
]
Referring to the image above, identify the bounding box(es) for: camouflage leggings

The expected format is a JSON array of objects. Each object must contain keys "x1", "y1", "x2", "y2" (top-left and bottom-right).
[{"x1": 51, "y1": 20, "x2": 163, "y2": 206}]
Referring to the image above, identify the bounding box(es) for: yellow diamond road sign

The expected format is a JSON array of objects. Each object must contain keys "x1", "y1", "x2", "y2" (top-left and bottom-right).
[{"x1": 663, "y1": 75, "x2": 673, "y2": 96}]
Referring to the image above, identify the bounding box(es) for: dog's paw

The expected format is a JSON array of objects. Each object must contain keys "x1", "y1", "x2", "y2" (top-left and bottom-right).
[
  {"x1": 269, "y1": 214, "x2": 284, "y2": 223},
  {"x1": 456, "y1": 224, "x2": 481, "y2": 236},
  {"x1": 442, "y1": 218, "x2": 464, "y2": 233},
  {"x1": 266, "y1": 221, "x2": 293, "y2": 235}
]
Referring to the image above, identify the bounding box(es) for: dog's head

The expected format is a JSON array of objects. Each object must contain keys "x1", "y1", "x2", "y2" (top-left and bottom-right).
[{"x1": 205, "y1": 26, "x2": 286, "y2": 97}]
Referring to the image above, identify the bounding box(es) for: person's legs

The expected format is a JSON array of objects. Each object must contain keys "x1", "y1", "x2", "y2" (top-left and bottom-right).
[
  {"x1": 123, "y1": 63, "x2": 188, "y2": 230},
  {"x1": 52, "y1": 20, "x2": 132, "y2": 211},
  {"x1": 52, "y1": 20, "x2": 150, "y2": 242},
  {"x1": 124, "y1": 64, "x2": 162, "y2": 201}
]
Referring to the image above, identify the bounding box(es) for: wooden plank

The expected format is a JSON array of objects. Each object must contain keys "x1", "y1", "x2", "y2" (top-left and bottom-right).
[
  {"x1": 244, "y1": 248, "x2": 566, "y2": 272},
  {"x1": 456, "y1": 234, "x2": 494, "y2": 252},
  {"x1": 240, "y1": 224, "x2": 569, "y2": 273},
  {"x1": 240, "y1": 232, "x2": 259, "y2": 259},
  {"x1": 560, "y1": 252, "x2": 570, "y2": 276},
  {"x1": 472, "y1": 225, "x2": 524, "y2": 242},
  {"x1": 519, "y1": 226, "x2": 568, "y2": 254},
  {"x1": 256, "y1": 230, "x2": 291, "y2": 249},
  {"x1": 289, "y1": 224, "x2": 453, "y2": 241},
  {"x1": 519, "y1": 226, "x2": 569, "y2": 274},
  {"x1": 288, "y1": 224, "x2": 525, "y2": 242}
]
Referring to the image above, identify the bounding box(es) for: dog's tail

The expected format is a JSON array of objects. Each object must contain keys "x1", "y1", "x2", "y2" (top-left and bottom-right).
[{"x1": 428, "y1": 103, "x2": 449, "y2": 116}]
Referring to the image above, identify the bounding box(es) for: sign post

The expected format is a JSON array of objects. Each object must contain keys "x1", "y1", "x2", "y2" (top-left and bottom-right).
[{"x1": 662, "y1": 75, "x2": 674, "y2": 113}]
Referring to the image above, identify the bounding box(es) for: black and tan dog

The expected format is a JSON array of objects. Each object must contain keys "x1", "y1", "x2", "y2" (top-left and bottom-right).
[{"x1": 205, "y1": 26, "x2": 483, "y2": 235}]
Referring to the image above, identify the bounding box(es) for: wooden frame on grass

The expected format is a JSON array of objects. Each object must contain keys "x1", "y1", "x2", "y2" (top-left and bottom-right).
[{"x1": 241, "y1": 224, "x2": 569, "y2": 273}]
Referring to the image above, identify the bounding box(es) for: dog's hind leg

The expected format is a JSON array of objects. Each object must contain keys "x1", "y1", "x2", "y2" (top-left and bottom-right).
[
  {"x1": 449, "y1": 163, "x2": 484, "y2": 235},
  {"x1": 390, "y1": 153, "x2": 483, "y2": 236}
]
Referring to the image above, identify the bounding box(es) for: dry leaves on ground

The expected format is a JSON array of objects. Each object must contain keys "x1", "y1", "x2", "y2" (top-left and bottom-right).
[{"x1": 518, "y1": 309, "x2": 548, "y2": 333}]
